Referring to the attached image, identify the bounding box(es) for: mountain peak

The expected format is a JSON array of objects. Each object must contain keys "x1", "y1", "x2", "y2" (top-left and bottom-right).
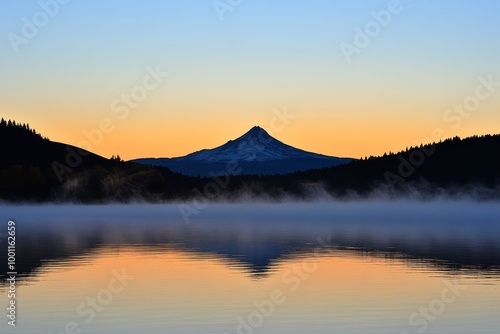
[
  {"x1": 173, "y1": 125, "x2": 340, "y2": 163},
  {"x1": 242, "y1": 125, "x2": 268, "y2": 137},
  {"x1": 132, "y1": 125, "x2": 354, "y2": 175},
  {"x1": 235, "y1": 126, "x2": 275, "y2": 146}
]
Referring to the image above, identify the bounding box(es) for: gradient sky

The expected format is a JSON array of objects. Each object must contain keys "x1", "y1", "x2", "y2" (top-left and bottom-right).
[{"x1": 1, "y1": 0, "x2": 499, "y2": 160}]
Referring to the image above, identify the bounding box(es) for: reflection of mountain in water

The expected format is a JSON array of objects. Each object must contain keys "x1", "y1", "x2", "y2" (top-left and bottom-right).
[{"x1": 1, "y1": 203, "x2": 500, "y2": 283}]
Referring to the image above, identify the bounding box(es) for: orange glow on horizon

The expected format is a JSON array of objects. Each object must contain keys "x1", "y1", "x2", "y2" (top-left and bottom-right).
[{"x1": 4, "y1": 95, "x2": 499, "y2": 161}]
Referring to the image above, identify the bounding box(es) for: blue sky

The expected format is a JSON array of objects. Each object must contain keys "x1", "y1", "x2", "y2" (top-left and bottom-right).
[{"x1": 1, "y1": 0, "x2": 499, "y2": 159}]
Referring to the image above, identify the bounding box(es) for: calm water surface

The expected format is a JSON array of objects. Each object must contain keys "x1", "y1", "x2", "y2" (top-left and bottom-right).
[{"x1": 1, "y1": 202, "x2": 499, "y2": 333}]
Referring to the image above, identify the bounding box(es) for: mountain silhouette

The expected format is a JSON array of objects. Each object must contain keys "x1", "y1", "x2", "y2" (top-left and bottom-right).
[{"x1": 132, "y1": 126, "x2": 353, "y2": 176}]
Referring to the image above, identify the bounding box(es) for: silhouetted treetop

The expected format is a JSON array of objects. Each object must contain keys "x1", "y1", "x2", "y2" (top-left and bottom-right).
[{"x1": 0, "y1": 118, "x2": 48, "y2": 140}]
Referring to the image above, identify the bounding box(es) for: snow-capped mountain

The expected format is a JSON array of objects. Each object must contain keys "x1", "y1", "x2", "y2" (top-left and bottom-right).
[
  {"x1": 132, "y1": 126, "x2": 353, "y2": 176},
  {"x1": 177, "y1": 126, "x2": 337, "y2": 162}
]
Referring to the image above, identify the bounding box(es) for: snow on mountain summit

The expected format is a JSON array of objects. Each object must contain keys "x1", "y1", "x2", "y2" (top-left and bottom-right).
[
  {"x1": 175, "y1": 126, "x2": 333, "y2": 162},
  {"x1": 131, "y1": 126, "x2": 353, "y2": 176}
]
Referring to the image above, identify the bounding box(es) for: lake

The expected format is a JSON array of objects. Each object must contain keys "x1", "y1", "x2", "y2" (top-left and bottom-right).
[{"x1": 1, "y1": 202, "x2": 499, "y2": 333}]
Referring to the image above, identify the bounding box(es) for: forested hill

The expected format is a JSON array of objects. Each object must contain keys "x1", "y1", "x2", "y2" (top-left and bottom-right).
[
  {"x1": 0, "y1": 119, "x2": 197, "y2": 202},
  {"x1": 276, "y1": 134, "x2": 500, "y2": 197}
]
